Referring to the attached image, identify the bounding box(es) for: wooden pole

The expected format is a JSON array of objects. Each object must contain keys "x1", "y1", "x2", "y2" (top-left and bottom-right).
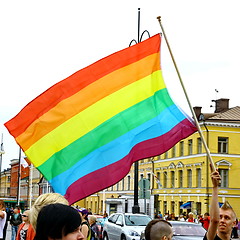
[{"x1": 157, "y1": 16, "x2": 216, "y2": 172}]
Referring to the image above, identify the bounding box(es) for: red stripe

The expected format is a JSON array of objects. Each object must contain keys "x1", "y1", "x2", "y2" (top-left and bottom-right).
[
  {"x1": 65, "y1": 118, "x2": 197, "y2": 204},
  {"x1": 5, "y1": 34, "x2": 161, "y2": 139}
]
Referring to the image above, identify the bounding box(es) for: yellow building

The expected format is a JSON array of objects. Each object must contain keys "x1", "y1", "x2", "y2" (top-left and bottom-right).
[{"x1": 83, "y1": 99, "x2": 240, "y2": 217}]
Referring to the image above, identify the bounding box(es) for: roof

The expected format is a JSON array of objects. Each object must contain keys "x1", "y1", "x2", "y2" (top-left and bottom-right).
[{"x1": 203, "y1": 106, "x2": 240, "y2": 122}]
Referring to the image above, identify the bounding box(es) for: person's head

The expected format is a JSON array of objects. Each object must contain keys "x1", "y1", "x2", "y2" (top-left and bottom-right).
[
  {"x1": 13, "y1": 207, "x2": 19, "y2": 214},
  {"x1": 103, "y1": 212, "x2": 108, "y2": 218},
  {"x1": 204, "y1": 212, "x2": 210, "y2": 219},
  {"x1": 78, "y1": 208, "x2": 89, "y2": 220},
  {"x1": 218, "y1": 201, "x2": 236, "y2": 235},
  {"x1": 145, "y1": 219, "x2": 173, "y2": 240},
  {"x1": 22, "y1": 210, "x2": 30, "y2": 223},
  {"x1": 0, "y1": 200, "x2": 5, "y2": 210},
  {"x1": 188, "y1": 212, "x2": 194, "y2": 218},
  {"x1": 88, "y1": 215, "x2": 97, "y2": 225},
  {"x1": 30, "y1": 193, "x2": 69, "y2": 231},
  {"x1": 35, "y1": 203, "x2": 84, "y2": 240}
]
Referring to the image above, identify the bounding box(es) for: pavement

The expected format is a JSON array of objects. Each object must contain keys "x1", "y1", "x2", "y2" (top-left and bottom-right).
[{"x1": 5, "y1": 223, "x2": 11, "y2": 240}]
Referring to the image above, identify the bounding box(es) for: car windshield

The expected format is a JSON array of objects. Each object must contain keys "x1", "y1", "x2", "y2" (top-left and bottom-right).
[
  {"x1": 125, "y1": 215, "x2": 151, "y2": 226},
  {"x1": 172, "y1": 223, "x2": 206, "y2": 236}
]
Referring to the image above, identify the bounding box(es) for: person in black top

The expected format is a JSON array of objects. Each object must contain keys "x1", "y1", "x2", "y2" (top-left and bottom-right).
[{"x1": 203, "y1": 167, "x2": 236, "y2": 240}]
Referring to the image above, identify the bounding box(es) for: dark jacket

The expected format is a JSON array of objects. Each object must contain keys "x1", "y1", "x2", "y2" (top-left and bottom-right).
[{"x1": 10, "y1": 213, "x2": 22, "y2": 226}]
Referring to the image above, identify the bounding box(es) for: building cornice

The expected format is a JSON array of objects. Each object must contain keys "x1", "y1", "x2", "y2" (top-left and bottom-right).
[{"x1": 200, "y1": 121, "x2": 240, "y2": 128}]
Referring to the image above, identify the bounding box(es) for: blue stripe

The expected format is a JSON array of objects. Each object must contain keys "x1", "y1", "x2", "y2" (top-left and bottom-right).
[{"x1": 49, "y1": 104, "x2": 189, "y2": 195}]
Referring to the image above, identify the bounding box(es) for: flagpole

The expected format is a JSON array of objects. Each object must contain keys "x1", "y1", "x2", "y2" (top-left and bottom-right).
[
  {"x1": 29, "y1": 164, "x2": 33, "y2": 208},
  {"x1": 0, "y1": 133, "x2": 4, "y2": 196},
  {"x1": 132, "y1": 8, "x2": 141, "y2": 214},
  {"x1": 157, "y1": 16, "x2": 216, "y2": 172},
  {"x1": 17, "y1": 147, "x2": 21, "y2": 206}
]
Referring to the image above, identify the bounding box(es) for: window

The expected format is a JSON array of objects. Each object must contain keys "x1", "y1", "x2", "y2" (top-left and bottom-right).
[
  {"x1": 197, "y1": 138, "x2": 202, "y2": 154},
  {"x1": 187, "y1": 169, "x2": 192, "y2": 188},
  {"x1": 165, "y1": 151, "x2": 168, "y2": 159},
  {"x1": 218, "y1": 137, "x2": 228, "y2": 153},
  {"x1": 127, "y1": 176, "x2": 131, "y2": 190},
  {"x1": 116, "y1": 215, "x2": 123, "y2": 225},
  {"x1": 178, "y1": 170, "x2": 183, "y2": 188},
  {"x1": 172, "y1": 145, "x2": 176, "y2": 158},
  {"x1": 163, "y1": 171, "x2": 167, "y2": 188},
  {"x1": 219, "y1": 169, "x2": 229, "y2": 187},
  {"x1": 179, "y1": 141, "x2": 184, "y2": 156},
  {"x1": 188, "y1": 139, "x2": 193, "y2": 155},
  {"x1": 196, "y1": 168, "x2": 201, "y2": 188},
  {"x1": 170, "y1": 171, "x2": 175, "y2": 188},
  {"x1": 163, "y1": 201, "x2": 167, "y2": 214},
  {"x1": 171, "y1": 201, "x2": 175, "y2": 214},
  {"x1": 122, "y1": 178, "x2": 125, "y2": 190},
  {"x1": 196, "y1": 202, "x2": 202, "y2": 215},
  {"x1": 147, "y1": 173, "x2": 151, "y2": 182},
  {"x1": 156, "y1": 172, "x2": 161, "y2": 188}
]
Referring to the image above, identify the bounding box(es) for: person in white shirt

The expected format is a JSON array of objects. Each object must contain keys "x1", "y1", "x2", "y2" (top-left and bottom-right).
[
  {"x1": 0, "y1": 200, "x2": 6, "y2": 240},
  {"x1": 179, "y1": 215, "x2": 185, "y2": 221}
]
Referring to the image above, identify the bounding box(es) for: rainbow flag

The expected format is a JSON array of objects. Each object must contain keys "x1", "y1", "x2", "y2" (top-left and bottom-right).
[{"x1": 5, "y1": 34, "x2": 197, "y2": 204}]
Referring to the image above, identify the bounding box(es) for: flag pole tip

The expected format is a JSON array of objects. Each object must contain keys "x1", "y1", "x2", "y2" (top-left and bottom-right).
[{"x1": 157, "y1": 16, "x2": 161, "y2": 22}]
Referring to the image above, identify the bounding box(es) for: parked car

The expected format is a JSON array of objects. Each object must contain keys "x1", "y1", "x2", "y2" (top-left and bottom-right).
[
  {"x1": 140, "y1": 220, "x2": 206, "y2": 240},
  {"x1": 170, "y1": 221, "x2": 206, "y2": 240},
  {"x1": 103, "y1": 213, "x2": 152, "y2": 240}
]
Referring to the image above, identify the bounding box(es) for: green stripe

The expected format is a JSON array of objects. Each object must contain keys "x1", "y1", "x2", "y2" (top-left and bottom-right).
[{"x1": 38, "y1": 88, "x2": 174, "y2": 179}]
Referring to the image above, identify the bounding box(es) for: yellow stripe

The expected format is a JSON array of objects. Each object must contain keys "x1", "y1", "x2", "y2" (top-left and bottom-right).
[
  {"x1": 26, "y1": 70, "x2": 165, "y2": 167},
  {"x1": 16, "y1": 53, "x2": 160, "y2": 151}
]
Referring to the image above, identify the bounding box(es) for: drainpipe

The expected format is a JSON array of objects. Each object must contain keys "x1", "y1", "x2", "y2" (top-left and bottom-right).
[{"x1": 151, "y1": 158, "x2": 154, "y2": 194}]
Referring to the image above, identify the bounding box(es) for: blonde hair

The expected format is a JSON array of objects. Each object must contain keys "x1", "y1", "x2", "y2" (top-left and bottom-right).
[
  {"x1": 29, "y1": 193, "x2": 68, "y2": 230},
  {"x1": 221, "y1": 201, "x2": 236, "y2": 219},
  {"x1": 89, "y1": 215, "x2": 97, "y2": 223},
  {"x1": 23, "y1": 210, "x2": 31, "y2": 223}
]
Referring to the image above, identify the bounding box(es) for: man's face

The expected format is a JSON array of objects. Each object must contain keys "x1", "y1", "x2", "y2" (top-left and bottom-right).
[{"x1": 218, "y1": 208, "x2": 236, "y2": 234}]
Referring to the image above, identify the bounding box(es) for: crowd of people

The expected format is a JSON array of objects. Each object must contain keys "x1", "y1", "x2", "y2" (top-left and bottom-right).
[
  {"x1": 155, "y1": 211, "x2": 210, "y2": 227},
  {"x1": 0, "y1": 168, "x2": 238, "y2": 240},
  {"x1": 0, "y1": 193, "x2": 109, "y2": 240}
]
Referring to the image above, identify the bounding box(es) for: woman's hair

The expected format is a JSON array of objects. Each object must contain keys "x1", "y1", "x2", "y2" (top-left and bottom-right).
[
  {"x1": 0, "y1": 200, "x2": 5, "y2": 209},
  {"x1": 35, "y1": 203, "x2": 81, "y2": 240},
  {"x1": 29, "y1": 193, "x2": 69, "y2": 230}
]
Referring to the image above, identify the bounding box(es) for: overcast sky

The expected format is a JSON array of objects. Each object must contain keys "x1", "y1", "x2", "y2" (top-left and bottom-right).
[{"x1": 1, "y1": 0, "x2": 239, "y2": 170}]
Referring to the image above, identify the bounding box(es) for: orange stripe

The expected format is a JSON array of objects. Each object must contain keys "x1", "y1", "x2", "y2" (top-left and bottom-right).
[
  {"x1": 16, "y1": 53, "x2": 160, "y2": 151},
  {"x1": 5, "y1": 34, "x2": 161, "y2": 138}
]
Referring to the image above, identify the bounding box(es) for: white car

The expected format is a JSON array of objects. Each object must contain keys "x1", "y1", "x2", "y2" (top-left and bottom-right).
[{"x1": 103, "y1": 213, "x2": 152, "y2": 240}]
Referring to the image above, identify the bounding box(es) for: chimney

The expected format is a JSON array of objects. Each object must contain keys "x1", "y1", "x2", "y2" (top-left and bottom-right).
[
  {"x1": 193, "y1": 106, "x2": 202, "y2": 120},
  {"x1": 214, "y1": 98, "x2": 229, "y2": 113}
]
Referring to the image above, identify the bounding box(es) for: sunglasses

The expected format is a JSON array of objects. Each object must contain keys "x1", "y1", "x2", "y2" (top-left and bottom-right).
[{"x1": 22, "y1": 215, "x2": 28, "y2": 217}]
